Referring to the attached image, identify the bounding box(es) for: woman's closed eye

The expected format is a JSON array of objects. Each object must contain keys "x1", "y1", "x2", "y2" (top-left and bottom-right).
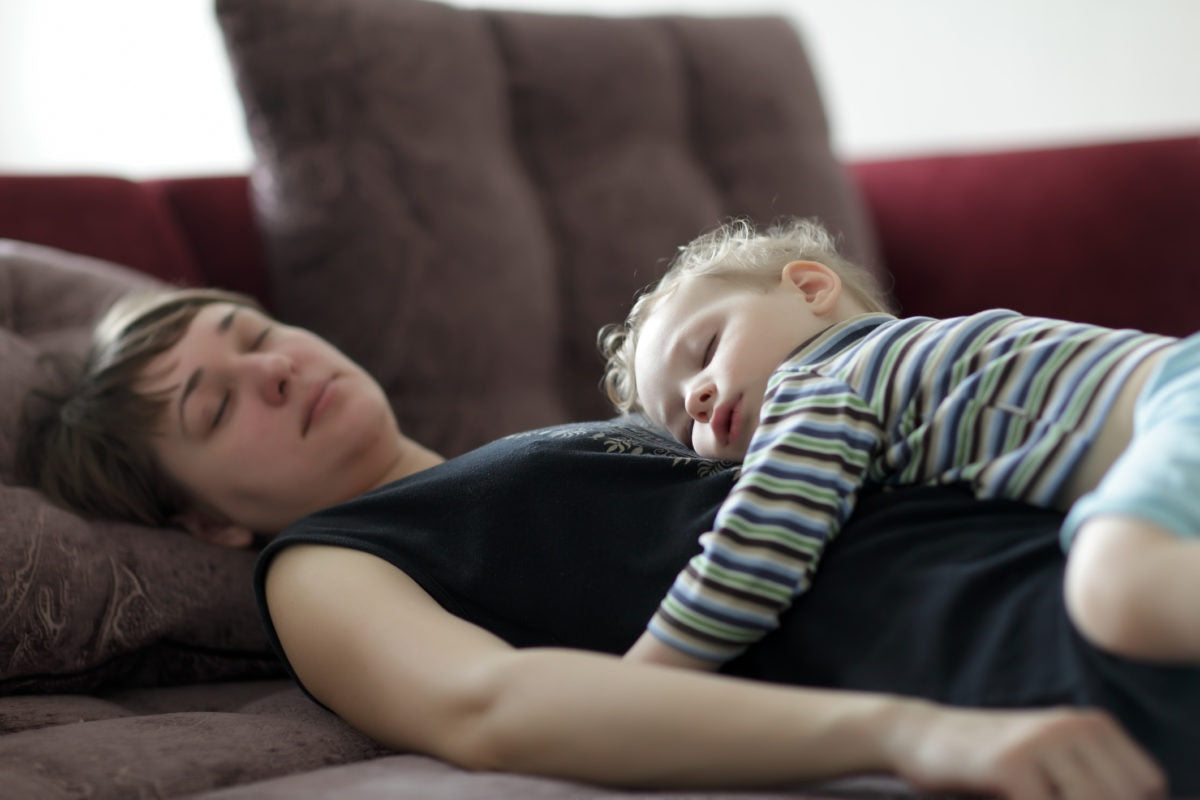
[
  {"x1": 211, "y1": 392, "x2": 231, "y2": 430},
  {"x1": 211, "y1": 326, "x2": 273, "y2": 431},
  {"x1": 249, "y1": 326, "x2": 272, "y2": 351}
]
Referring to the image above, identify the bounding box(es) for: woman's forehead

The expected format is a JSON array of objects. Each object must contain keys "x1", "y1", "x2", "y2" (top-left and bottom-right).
[{"x1": 137, "y1": 303, "x2": 252, "y2": 388}]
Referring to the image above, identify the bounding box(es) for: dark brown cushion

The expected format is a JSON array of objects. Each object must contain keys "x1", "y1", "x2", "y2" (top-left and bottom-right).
[
  {"x1": 0, "y1": 683, "x2": 385, "y2": 797},
  {"x1": 0, "y1": 240, "x2": 281, "y2": 693},
  {"x1": 217, "y1": 0, "x2": 879, "y2": 457}
]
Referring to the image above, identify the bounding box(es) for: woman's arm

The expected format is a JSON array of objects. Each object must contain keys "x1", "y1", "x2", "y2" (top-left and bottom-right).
[
  {"x1": 265, "y1": 544, "x2": 1165, "y2": 798},
  {"x1": 625, "y1": 629, "x2": 720, "y2": 671}
]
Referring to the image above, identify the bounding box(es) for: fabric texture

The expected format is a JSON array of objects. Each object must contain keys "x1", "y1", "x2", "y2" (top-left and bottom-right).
[
  {"x1": 258, "y1": 422, "x2": 1200, "y2": 792},
  {"x1": 0, "y1": 240, "x2": 282, "y2": 693},
  {"x1": 198, "y1": 754, "x2": 912, "y2": 799},
  {"x1": 0, "y1": 681, "x2": 386, "y2": 797},
  {"x1": 216, "y1": 0, "x2": 880, "y2": 458},
  {"x1": 727, "y1": 486, "x2": 1200, "y2": 792},
  {"x1": 1065, "y1": 329, "x2": 1200, "y2": 541},
  {"x1": 256, "y1": 419, "x2": 738, "y2": 696},
  {"x1": 0, "y1": 176, "x2": 203, "y2": 287},
  {"x1": 651, "y1": 310, "x2": 1170, "y2": 661},
  {"x1": 851, "y1": 137, "x2": 1200, "y2": 336}
]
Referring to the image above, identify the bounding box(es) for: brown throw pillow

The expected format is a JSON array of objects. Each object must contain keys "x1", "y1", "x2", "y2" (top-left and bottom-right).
[
  {"x1": 0, "y1": 240, "x2": 281, "y2": 693},
  {"x1": 217, "y1": 0, "x2": 880, "y2": 457}
]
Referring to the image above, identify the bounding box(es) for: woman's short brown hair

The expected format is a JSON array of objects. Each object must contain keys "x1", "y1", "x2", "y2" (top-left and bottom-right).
[{"x1": 16, "y1": 288, "x2": 263, "y2": 526}]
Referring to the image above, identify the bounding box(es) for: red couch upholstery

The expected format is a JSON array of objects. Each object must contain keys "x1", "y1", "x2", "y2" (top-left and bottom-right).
[
  {"x1": 854, "y1": 136, "x2": 1200, "y2": 336},
  {"x1": 0, "y1": 174, "x2": 267, "y2": 303},
  {"x1": 4, "y1": 135, "x2": 1196, "y2": 340}
]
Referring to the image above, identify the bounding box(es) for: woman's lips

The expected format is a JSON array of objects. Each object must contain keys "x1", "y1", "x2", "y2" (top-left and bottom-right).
[{"x1": 302, "y1": 377, "x2": 336, "y2": 436}]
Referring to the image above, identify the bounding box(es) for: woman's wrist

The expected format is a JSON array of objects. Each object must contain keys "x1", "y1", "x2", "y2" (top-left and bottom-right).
[
  {"x1": 853, "y1": 695, "x2": 1168, "y2": 798},
  {"x1": 868, "y1": 695, "x2": 941, "y2": 776}
]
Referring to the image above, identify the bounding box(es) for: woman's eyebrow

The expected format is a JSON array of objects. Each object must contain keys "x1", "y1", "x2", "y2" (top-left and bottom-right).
[
  {"x1": 177, "y1": 307, "x2": 240, "y2": 436},
  {"x1": 217, "y1": 307, "x2": 240, "y2": 334}
]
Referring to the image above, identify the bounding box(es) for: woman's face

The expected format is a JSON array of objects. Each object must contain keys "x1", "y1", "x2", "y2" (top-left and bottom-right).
[{"x1": 140, "y1": 302, "x2": 412, "y2": 537}]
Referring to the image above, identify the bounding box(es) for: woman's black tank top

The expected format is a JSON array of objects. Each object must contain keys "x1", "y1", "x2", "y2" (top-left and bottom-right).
[{"x1": 256, "y1": 419, "x2": 1200, "y2": 790}]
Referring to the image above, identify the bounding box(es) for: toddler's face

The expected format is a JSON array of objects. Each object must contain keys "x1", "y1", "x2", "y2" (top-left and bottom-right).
[{"x1": 633, "y1": 270, "x2": 835, "y2": 461}]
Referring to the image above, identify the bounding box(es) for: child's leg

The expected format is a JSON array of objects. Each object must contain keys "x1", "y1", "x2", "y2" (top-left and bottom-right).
[{"x1": 1065, "y1": 514, "x2": 1200, "y2": 661}]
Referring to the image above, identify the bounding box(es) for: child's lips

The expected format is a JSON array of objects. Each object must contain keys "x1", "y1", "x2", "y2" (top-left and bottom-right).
[{"x1": 713, "y1": 396, "x2": 743, "y2": 448}]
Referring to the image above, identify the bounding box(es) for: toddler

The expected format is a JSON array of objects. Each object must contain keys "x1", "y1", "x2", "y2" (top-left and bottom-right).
[{"x1": 601, "y1": 217, "x2": 1200, "y2": 670}]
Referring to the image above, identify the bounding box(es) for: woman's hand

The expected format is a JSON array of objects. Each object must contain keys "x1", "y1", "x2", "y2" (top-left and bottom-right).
[{"x1": 885, "y1": 702, "x2": 1167, "y2": 800}]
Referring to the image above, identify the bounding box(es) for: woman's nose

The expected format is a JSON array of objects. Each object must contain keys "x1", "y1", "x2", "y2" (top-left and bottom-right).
[
  {"x1": 686, "y1": 382, "x2": 716, "y2": 423},
  {"x1": 245, "y1": 353, "x2": 293, "y2": 405}
]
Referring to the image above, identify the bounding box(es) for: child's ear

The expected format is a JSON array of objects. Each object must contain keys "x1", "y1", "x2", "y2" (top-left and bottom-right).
[
  {"x1": 781, "y1": 260, "x2": 842, "y2": 313},
  {"x1": 172, "y1": 509, "x2": 256, "y2": 549}
]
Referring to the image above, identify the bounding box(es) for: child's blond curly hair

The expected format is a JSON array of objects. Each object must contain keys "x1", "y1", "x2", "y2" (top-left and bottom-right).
[{"x1": 598, "y1": 217, "x2": 892, "y2": 414}]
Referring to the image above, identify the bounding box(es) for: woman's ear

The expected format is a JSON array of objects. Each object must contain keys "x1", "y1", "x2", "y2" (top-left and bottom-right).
[
  {"x1": 172, "y1": 509, "x2": 256, "y2": 549},
  {"x1": 781, "y1": 260, "x2": 842, "y2": 314}
]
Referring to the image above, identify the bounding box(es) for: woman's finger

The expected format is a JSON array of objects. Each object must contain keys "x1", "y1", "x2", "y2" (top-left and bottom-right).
[
  {"x1": 1069, "y1": 720, "x2": 1167, "y2": 800},
  {"x1": 991, "y1": 761, "x2": 1054, "y2": 800},
  {"x1": 1039, "y1": 744, "x2": 1111, "y2": 800}
]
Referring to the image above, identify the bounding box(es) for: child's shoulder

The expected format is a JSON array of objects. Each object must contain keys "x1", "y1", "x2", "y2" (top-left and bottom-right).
[{"x1": 796, "y1": 312, "x2": 899, "y2": 358}]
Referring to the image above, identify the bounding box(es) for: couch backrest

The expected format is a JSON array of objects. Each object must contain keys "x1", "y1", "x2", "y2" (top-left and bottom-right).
[
  {"x1": 217, "y1": 0, "x2": 879, "y2": 457},
  {"x1": 853, "y1": 136, "x2": 1200, "y2": 337}
]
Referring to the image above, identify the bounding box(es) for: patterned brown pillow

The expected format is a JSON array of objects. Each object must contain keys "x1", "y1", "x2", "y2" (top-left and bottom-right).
[
  {"x1": 0, "y1": 240, "x2": 280, "y2": 693},
  {"x1": 216, "y1": 0, "x2": 880, "y2": 458}
]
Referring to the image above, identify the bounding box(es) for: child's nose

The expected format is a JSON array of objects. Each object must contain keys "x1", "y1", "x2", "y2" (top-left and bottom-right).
[{"x1": 686, "y1": 383, "x2": 715, "y2": 423}]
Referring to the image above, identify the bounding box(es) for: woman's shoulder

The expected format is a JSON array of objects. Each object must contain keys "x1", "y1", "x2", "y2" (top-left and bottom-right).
[
  {"x1": 402, "y1": 416, "x2": 734, "y2": 485},
  {"x1": 493, "y1": 416, "x2": 705, "y2": 458},
  {"x1": 285, "y1": 416, "x2": 737, "y2": 528}
]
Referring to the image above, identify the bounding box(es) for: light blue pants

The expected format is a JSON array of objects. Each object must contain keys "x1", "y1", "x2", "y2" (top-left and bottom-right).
[{"x1": 1062, "y1": 331, "x2": 1200, "y2": 549}]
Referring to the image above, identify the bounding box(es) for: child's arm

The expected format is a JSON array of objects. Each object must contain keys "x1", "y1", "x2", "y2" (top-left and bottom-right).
[
  {"x1": 647, "y1": 375, "x2": 883, "y2": 667},
  {"x1": 624, "y1": 630, "x2": 720, "y2": 672}
]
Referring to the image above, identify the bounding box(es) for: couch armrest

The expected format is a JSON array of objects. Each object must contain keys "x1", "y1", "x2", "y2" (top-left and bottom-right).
[
  {"x1": 145, "y1": 176, "x2": 270, "y2": 308},
  {"x1": 0, "y1": 174, "x2": 272, "y2": 310},
  {"x1": 0, "y1": 175, "x2": 202, "y2": 286}
]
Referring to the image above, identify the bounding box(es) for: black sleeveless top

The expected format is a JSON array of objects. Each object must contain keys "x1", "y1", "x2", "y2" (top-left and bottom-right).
[{"x1": 255, "y1": 420, "x2": 1200, "y2": 790}]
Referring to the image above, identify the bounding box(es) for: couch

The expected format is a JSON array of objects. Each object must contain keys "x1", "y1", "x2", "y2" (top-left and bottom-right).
[{"x1": 1, "y1": 0, "x2": 1198, "y2": 797}]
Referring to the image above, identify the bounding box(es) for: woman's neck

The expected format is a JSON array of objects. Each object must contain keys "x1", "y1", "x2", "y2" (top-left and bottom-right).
[{"x1": 376, "y1": 436, "x2": 445, "y2": 489}]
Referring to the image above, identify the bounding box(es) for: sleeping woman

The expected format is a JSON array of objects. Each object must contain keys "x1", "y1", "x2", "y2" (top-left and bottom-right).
[{"x1": 19, "y1": 286, "x2": 1195, "y2": 799}]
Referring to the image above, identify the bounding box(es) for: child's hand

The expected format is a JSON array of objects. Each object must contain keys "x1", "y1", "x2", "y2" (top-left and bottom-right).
[
  {"x1": 888, "y1": 702, "x2": 1166, "y2": 800},
  {"x1": 623, "y1": 631, "x2": 721, "y2": 672}
]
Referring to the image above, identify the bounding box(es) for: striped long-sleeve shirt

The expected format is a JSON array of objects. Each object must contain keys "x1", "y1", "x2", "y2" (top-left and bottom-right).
[{"x1": 648, "y1": 309, "x2": 1172, "y2": 662}]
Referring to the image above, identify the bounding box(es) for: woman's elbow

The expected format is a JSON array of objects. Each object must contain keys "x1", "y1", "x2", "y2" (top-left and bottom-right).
[{"x1": 429, "y1": 653, "x2": 540, "y2": 773}]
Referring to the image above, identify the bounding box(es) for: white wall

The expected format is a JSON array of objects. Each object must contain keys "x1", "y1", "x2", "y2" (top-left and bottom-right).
[{"x1": 0, "y1": 0, "x2": 1197, "y2": 176}]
